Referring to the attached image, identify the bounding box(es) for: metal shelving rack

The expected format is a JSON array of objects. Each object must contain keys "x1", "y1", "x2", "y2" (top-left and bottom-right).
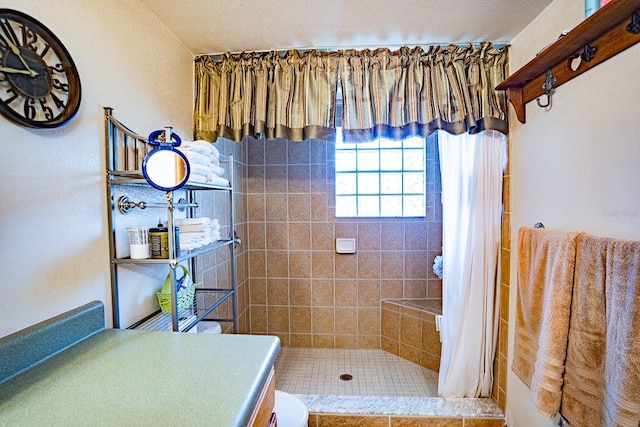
[{"x1": 104, "y1": 107, "x2": 238, "y2": 333}]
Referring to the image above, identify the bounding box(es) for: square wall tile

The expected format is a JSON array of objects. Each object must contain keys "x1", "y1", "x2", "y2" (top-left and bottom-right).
[
  {"x1": 288, "y1": 193, "x2": 311, "y2": 221},
  {"x1": 290, "y1": 307, "x2": 311, "y2": 333},
  {"x1": 335, "y1": 308, "x2": 358, "y2": 334},
  {"x1": 290, "y1": 278, "x2": 312, "y2": 306},
  {"x1": 266, "y1": 251, "x2": 289, "y2": 277},
  {"x1": 335, "y1": 254, "x2": 358, "y2": 279},
  {"x1": 289, "y1": 251, "x2": 312, "y2": 278},
  {"x1": 311, "y1": 223, "x2": 335, "y2": 250},
  {"x1": 335, "y1": 280, "x2": 357, "y2": 307},
  {"x1": 312, "y1": 251, "x2": 335, "y2": 278},
  {"x1": 267, "y1": 278, "x2": 289, "y2": 306},
  {"x1": 357, "y1": 252, "x2": 380, "y2": 279},
  {"x1": 289, "y1": 222, "x2": 311, "y2": 250},
  {"x1": 312, "y1": 279, "x2": 335, "y2": 307},
  {"x1": 268, "y1": 306, "x2": 289, "y2": 332},
  {"x1": 265, "y1": 165, "x2": 288, "y2": 193}
]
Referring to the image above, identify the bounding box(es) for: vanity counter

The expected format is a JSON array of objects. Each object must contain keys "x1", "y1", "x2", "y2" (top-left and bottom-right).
[{"x1": 0, "y1": 328, "x2": 280, "y2": 426}]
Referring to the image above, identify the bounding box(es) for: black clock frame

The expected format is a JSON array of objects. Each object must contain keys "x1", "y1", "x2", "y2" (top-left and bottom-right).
[{"x1": 0, "y1": 9, "x2": 81, "y2": 128}]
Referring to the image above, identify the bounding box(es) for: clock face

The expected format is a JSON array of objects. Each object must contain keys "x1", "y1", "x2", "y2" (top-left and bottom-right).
[{"x1": 0, "y1": 9, "x2": 81, "y2": 128}]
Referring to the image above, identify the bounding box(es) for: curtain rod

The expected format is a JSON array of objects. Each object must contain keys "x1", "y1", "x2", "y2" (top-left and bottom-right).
[{"x1": 194, "y1": 41, "x2": 510, "y2": 59}]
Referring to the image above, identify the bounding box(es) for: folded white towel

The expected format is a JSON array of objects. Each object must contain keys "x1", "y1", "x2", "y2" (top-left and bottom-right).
[
  {"x1": 191, "y1": 163, "x2": 212, "y2": 178},
  {"x1": 179, "y1": 149, "x2": 212, "y2": 167},
  {"x1": 180, "y1": 233, "x2": 207, "y2": 243},
  {"x1": 193, "y1": 140, "x2": 220, "y2": 159},
  {"x1": 209, "y1": 163, "x2": 225, "y2": 177},
  {"x1": 173, "y1": 218, "x2": 220, "y2": 251},
  {"x1": 180, "y1": 242, "x2": 201, "y2": 251},
  {"x1": 175, "y1": 217, "x2": 213, "y2": 226},
  {"x1": 209, "y1": 143, "x2": 220, "y2": 159},
  {"x1": 178, "y1": 230, "x2": 221, "y2": 251},
  {"x1": 207, "y1": 175, "x2": 230, "y2": 187},
  {"x1": 179, "y1": 141, "x2": 210, "y2": 155},
  {"x1": 188, "y1": 173, "x2": 208, "y2": 184},
  {"x1": 179, "y1": 225, "x2": 215, "y2": 233}
]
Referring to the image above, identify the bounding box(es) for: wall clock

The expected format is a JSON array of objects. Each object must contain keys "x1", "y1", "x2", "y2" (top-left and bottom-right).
[{"x1": 0, "y1": 9, "x2": 81, "y2": 128}]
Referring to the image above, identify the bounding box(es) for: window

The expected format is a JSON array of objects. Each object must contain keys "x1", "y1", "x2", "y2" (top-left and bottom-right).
[{"x1": 335, "y1": 128, "x2": 426, "y2": 217}]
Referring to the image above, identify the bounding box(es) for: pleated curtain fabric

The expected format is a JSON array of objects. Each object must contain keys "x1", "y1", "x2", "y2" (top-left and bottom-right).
[
  {"x1": 194, "y1": 50, "x2": 340, "y2": 142},
  {"x1": 339, "y1": 43, "x2": 508, "y2": 142},
  {"x1": 193, "y1": 43, "x2": 509, "y2": 143}
]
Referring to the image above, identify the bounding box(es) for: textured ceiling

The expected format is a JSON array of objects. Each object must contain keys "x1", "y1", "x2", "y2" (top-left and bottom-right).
[{"x1": 139, "y1": 0, "x2": 553, "y2": 55}]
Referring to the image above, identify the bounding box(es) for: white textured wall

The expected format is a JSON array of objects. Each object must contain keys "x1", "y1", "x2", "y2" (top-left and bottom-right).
[
  {"x1": 507, "y1": 0, "x2": 640, "y2": 425},
  {"x1": 0, "y1": 1, "x2": 193, "y2": 336}
]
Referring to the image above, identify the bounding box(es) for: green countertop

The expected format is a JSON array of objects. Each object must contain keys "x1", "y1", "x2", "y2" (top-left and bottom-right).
[{"x1": 0, "y1": 329, "x2": 280, "y2": 427}]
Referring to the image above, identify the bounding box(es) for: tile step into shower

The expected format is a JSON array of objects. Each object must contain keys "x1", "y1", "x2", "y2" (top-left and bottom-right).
[{"x1": 275, "y1": 348, "x2": 505, "y2": 426}]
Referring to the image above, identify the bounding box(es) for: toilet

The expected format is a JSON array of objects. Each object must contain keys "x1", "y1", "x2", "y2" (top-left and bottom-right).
[
  {"x1": 195, "y1": 320, "x2": 222, "y2": 334},
  {"x1": 196, "y1": 322, "x2": 308, "y2": 426},
  {"x1": 273, "y1": 390, "x2": 308, "y2": 427}
]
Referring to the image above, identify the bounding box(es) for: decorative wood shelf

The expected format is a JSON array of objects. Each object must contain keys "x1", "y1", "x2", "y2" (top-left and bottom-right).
[{"x1": 496, "y1": 0, "x2": 640, "y2": 123}]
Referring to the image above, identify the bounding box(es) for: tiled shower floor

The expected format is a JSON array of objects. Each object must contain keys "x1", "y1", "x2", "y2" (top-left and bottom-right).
[{"x1": 274, "y1": 347, "x2": 439, "y2": 397}]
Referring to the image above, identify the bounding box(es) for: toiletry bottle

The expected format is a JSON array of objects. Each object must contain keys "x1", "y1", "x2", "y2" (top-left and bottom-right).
[
  {"x1": 585, "y1": 0, "x2": 599, "y2": 17},
  {"x1": 149, "y1": 219, "x2": 180, "y2": 258},
  {"x1": 150, "y1": 220, "x2": 168, "y2": 259}
]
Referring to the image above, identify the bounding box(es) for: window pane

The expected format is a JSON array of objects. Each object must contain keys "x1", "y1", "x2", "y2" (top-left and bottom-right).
[
  {"x1": 358, "y1": 196, "x2": 380, "y2": 217},
  {"x1": 403, "y1": 195, "x2": 425, "y2": 216},
  {"x1": 404, "y1": 172, "x2": 424, "y2": 193},
  {"x1": 404, "y1": 149, "x2": 424, "y2": 170},
  {"x1": 403, "y1": 137, "x2": 424, "y2": 148},
  {"x1": 380, "y1": 172, "x2": 402, "y2": 194},
  {"x1": 335, "y1": 150, "x2": 356, "y2": 172},
  {"x1": 357, "y1": 150, "x2": 379, "y2": 171},
  {"x1": 380, "y1": 195, "x2": 403, "y2": 216},
  {"x1": 336, "y1": 195, "x2": 357, "y2": 217},
  {"x1": 380, "y1": 150, "x2": 402, "y2": 171},
  {"x1": 358, "y1": 173, "x2": 379, "y2": 194},
  {"x1": 334, "y1": 130, "x2": 427, "y2": 218},
  {"x1": 357, "y1": 140, "x2": 380, "y2": 150},
  {"x1": 336, "y1": 173, "x2": 356, "y2": 194},
  {"x1": 379, "y1": 138, "x2": 402, "y2": 149}
]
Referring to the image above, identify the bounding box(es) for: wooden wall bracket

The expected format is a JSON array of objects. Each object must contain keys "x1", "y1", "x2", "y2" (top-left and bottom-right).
[{"x1": 496, "y1": 0, "x2": 640, "y2": 123}]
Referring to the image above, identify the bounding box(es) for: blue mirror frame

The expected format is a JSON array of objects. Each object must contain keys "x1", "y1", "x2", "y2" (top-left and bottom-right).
[{"x1": 142, "y1": 128, "x2": 191, "y2": 191}]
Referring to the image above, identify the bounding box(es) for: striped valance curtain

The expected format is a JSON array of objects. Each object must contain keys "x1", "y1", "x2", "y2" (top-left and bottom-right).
[
  {"x1": 194, "y1": 42, "x2": 508, "y2": 142},
  {"x1": 194, "y1": 50, "x2": 340, "y2": 142}
]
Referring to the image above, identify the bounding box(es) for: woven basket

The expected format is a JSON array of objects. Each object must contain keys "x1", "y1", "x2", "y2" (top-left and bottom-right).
[{"x1": 157, "y1": 265, "x2": 195, "y2": 313}]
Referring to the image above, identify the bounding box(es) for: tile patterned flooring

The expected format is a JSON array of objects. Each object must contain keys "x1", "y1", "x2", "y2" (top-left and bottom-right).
[{"x1": 274, "y1": 347, "x2": 439, "y2": 397}]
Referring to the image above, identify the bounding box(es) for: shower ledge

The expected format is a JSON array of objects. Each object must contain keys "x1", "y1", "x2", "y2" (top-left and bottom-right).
[{"x1": 297, "y1": 394, "x2": 503, "y2": 418}]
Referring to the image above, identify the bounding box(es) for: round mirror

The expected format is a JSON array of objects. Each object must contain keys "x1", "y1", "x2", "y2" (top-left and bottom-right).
[{"x1": 142, "y1": 148, "x2": 190, "y2": 191}]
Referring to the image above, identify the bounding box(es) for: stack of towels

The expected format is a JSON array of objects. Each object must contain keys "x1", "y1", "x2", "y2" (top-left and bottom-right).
[
  {"x1": 177, "y1": 140, "x2": 230, "y2": 186},
  {"x1": 173, "y1": 217, "x2": 221, "y2": 252}
]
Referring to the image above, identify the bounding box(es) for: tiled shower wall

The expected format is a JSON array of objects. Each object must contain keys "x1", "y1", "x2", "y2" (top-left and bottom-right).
[
  {"x1": 197, "y1": 138, "x2": 251, "y2": 334},
  {"x1": 493, "y1": 137, "x2": 511, "y2": 411},
  {"x1": 245, "y1": 136, "x2": 443, "y2": 348},
  {"x1": 203, "y1": 133, "x2": 509, "y2": 408}
]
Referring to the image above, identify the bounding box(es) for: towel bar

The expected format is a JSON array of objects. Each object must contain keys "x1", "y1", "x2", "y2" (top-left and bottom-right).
[{"x1": 117, "y1": 196, "x2": 196, "y2": 214}]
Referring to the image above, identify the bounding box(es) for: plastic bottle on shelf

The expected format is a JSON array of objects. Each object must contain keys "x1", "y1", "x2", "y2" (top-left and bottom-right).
[{"x1": 150, "y1": 219, "x2": 181, "y2": 258}]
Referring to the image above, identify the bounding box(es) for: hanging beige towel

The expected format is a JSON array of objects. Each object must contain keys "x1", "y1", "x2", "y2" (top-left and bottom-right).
[
  {"x1": 512, "y1": 226, "x2": 582, "y2": 417},
  {"x1": 561, "y1": 235, "x2": 640, "y2": 427}
]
